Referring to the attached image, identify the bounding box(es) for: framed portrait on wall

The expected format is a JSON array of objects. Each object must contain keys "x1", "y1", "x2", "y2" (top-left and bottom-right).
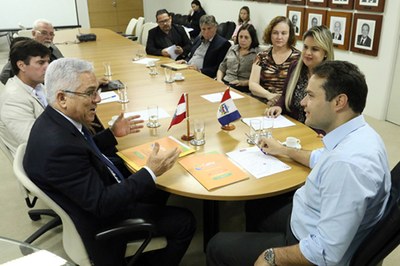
[
  {"x1": 327, "y1": 11, "x2": 352, "y2": 50},
  {"x1": 304, "y1": 8, "x2": 327, "y2": 32},
  {"x1": 307, "y1": 0, "x2": 329, "y2": 7},
  {"x1": 355, "y1": 0, "x2": 385, "y2": 12},
  {"x1": 270, "y1": 0, "x2": 286, "y2": 4},
  {"x1": 287, "y1": 6, "x2": 305, "y2": 39},
  {"x1": 328, "y1": 0, "x2": 355, "y2": 10},
  {"x1": 350, "y1": 13, "x2": 382, "y2": 56},
  {"x1": 287, "y1": 0, "x2": 306, "y2": 5}
]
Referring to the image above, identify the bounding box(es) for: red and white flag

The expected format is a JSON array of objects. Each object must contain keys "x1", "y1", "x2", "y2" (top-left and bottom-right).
[{"x1": 168, "y1": 93, "x2": 187, "y2": 131}]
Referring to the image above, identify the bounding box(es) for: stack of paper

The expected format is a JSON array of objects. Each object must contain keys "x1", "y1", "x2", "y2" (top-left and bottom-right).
[{"x1": 1, "y1": 250, "x2": 67, "y2": 266}]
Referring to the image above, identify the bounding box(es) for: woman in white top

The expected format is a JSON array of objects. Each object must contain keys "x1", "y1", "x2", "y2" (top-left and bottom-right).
[{"x1": 231, "y1": 6, "x2": 252, "y2": 42}]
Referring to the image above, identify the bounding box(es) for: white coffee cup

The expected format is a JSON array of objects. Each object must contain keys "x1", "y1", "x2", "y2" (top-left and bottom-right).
[
  {"x1": 286, "y1": 137, "x2": 300, "y2": 148},
  {"x1": 175, "y1": 72, "x2": 183, "y2": 80}
]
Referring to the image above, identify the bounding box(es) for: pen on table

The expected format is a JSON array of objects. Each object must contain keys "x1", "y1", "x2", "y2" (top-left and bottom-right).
[
  {"x1": 102, "y1": 95, "x2": 116, "y2": 100},
  {"x1": 245, "y1": 133, "x2": 267, "y2": 155}
]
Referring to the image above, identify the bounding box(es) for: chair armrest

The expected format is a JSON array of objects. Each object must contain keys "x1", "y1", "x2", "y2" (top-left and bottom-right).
[
  {"x1": 95, "y1": 218, "x2": 156, "y2": 241},
  {"x1": 121, "y1": 34, "x2": 138, "y2": 41}
]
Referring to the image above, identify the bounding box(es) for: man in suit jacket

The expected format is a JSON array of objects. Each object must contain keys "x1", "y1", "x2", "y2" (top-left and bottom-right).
[
  {"x1": 0, "y1": 19, "x2": 64, "y2": 85},
  {"x1": 356, "y1": 23, "x2": 372, "y2": 47},
  {"x1": 185, "y1": 15, "x2": 231, "y2": 78},
  {"x1": 146, "y1": 9, "x2": 192, "y2": 60},
  {"x1": 0, "y1": 39, "x2": 50, "y2": 156},
  {"x1": 332, "y1": 21, "x2": 342, "y2": 41},
  {"x1": 23, "y1": 58, "x2": 196, "y2": 266}
]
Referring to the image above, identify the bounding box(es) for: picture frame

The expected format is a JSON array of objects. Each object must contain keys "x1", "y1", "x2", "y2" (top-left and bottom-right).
[
  {"x1": 328, "y1": 0, "x2": 355, "y2": 10},
  {"x1": 307, "y1": 0, "x2": 329, "y2": 7},
  {"x1": 304, "y1": 8, "x2": 327, "y2": 32},
  {"x1": 327, "y1": 11, "x2": 353, "y2": 50},
  {"x1": 286, "y1": 0, "x2": 306, "y2": 5},
  {"x1": 287, "y1": 6, "x2": 306, "y2": 40},
  {"x1": 354, "y1": 0, "x2": 385, "y2": 12},
  {"x1": 270, "y1": 0, "x2": 286, "y2": 3},
  {"x1": 350, "y1": 13, "x2": 382, "y2": 56}
]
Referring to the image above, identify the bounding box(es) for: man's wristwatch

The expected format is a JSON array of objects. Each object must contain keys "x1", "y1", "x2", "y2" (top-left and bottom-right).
[{"x1": 264, "y1": 248, "x2": 276, "y2": 266}]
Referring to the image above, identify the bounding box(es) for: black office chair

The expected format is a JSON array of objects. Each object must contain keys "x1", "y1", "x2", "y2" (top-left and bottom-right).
[
  {"x1": 217, "y1": 21, "x2": 236, "y2": 40},
  {"x1": 0, "y1": 139, "x2": 61, "y2": 244},
  {"x1": 350, "y1": 161, "x2": 400, "y2": 266}
]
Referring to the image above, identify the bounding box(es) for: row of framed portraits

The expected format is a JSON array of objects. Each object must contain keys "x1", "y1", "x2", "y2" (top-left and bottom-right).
[
  {"x1": 256, "y1": 0, "x2": 385, "y2": 13},
  {"x1": 287, "y1": 7, "x2": 382, "y2": 56}
]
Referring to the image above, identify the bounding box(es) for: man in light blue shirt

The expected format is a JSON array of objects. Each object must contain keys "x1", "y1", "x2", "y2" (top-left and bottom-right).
[{"x1": 206, "y1": 61, "x2": 391, "y2": 266}]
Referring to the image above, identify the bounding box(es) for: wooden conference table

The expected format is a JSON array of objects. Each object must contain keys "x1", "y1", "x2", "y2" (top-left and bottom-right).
[{"x1": 54, "y1": 28, "x2": 323, "y2": 245}]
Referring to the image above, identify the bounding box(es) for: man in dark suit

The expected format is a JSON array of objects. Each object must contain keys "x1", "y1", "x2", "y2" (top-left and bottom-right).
[
  {"x1": 23, "y1": 58, "x2": 196, "y2": 266},
  {"x1": 332, "y1": 21, "x2": 342, "y2": 41},
  {"x1": 184, "y1": 14, "x2": 231, "y2": 78},
  {"x1": 356, "y1": 23, "x2": 372, "y2": 47},
  {"x1": 146, "y1": 9, "x2": 192, "y2": 60}
]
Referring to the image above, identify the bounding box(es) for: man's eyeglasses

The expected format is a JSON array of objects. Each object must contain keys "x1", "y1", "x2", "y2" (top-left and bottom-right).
[
  {"x1": 62, "y1": 88, "x2": 101, "y2": 99},
  {"x1": 157, "y1": 18, "x2": 170, "y2": 25},
  {"x1": 36, "y1": 30, "x2": 55, "y2": 37}
]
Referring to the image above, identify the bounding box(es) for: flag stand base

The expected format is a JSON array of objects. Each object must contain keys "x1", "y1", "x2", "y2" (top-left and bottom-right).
[
  {"x1": 181, "y1": 134, "x2": 194, "y2": 141},
  {"x1": 221, "y1": 124, "x2": 235, "y2": 131}
]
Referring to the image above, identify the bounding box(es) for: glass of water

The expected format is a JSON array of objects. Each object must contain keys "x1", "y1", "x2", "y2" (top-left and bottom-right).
[
  {"x1": 147, "y1": 105, "x2": 160, "y2": 128},
  {"x1": 190, "y1": 119, "x2": 205, "y2": 146}
]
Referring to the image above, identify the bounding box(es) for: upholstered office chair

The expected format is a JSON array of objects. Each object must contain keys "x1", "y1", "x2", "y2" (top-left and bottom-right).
[
  {"x1": 350, "y1": 161, "x2": 400, "y2": 266},
  {"x1": 0, "y1": 139, "x2": 61, "y2": 244},
  {"x1": 13, "y1": 144, "x2": 167, "y2": 266},
  {"x1": 138, "y1": 22, "x2": 158, "y2": 47},
  {"x1": 134, "y1": 17, "x2": 145, "y2": 42},
  {"x1": 217, "y1": 21, "x2": 236, "y2": 40},
  {"x1": 122, "y1": 18, "x2": 138, "y2": 41}
]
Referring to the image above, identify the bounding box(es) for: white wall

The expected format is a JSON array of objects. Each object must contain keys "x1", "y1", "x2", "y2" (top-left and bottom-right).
[{"x1": 143, "y1": 0, "x2": 400, "y2": 121}]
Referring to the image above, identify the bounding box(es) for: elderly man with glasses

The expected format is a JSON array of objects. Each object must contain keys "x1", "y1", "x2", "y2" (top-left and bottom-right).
[
  {"x1": 146, "y1": 9, "x2": 192, "y2": 60},
  {"x1": 0, "y1": 19, "x2": 64, "y2": 85}
]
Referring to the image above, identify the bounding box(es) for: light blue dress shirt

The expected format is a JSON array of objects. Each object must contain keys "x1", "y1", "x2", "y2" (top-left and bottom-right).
[{"x1": 291, "y1": 115, "x2": 391, "y2": 265}]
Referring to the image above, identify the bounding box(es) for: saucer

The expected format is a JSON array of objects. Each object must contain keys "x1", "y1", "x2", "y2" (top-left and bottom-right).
[
  {"x1": 281, "y1": 141, "x2": 301, "y2": 149},
  {"x1": 174, "y1": 76, "x2": 185, "y2": 81}
]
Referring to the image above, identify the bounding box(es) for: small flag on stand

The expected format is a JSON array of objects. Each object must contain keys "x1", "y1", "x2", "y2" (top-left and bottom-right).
[
  {"x1": 217, "y1": 88, "x2": 241, "y2": 130},
  {"x1": 168, "y1": 93, "x2": 187, "y2": 131}
]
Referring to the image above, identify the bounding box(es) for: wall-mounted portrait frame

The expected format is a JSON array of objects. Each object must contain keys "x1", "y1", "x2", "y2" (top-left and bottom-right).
[
  {"x1": 354, "y1": 0, "x2": 385, "y2": 12},
  {"x1": 256, "y1": 0, "x2": 270, "y2": 3},
  {"x1": 287, "y1": 6, "x2": 305, "y2": 40},
  {"x1": 328, "y1": 0, "x2": 355, "y2": 10},
  {"x1": 304, "y1": 8, "x2": 327, "y2": 32},
  {"x1": 287, "y1": 0, "x2": 306, "y2": 5},
  {"x1": 327, "y1": 11, "x2": 352, "y2": 51},
  {"x1": 307, "y1": 0, "x2": 329, "y2": 7},
  {"x1": 350, "y1": 13, "x2": 382, "y2": 56},
  {"x1": 270, "y1": 0, "x2": 286, "y2": 4}
]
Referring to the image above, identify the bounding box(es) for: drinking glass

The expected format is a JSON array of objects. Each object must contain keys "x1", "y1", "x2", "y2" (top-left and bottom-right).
[
  {"x1": 118, "y1": 85, "x2": 129, "y2": 103},
  {"x1": 247, "y1": 119, "x2": 261, "y2": 145},
  {"x1": 147, "y1": 105, "x2": 160, "y2": 128},
  {"x1": 164, "y1": 67, "x2": 175, "y2": 83},
  {"x1": 190, "y1": 119, "x2": 205, "y2": 146}
]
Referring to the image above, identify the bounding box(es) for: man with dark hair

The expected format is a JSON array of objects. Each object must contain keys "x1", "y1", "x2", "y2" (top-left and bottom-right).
[
  {"x1": 0, "y1": 19, "x2": 64, "y2": 85},
  {"x1": 182, "y1": 15, "x2": 231, "y2": 78},
  {"x1": 146, "y1": 9, "x2": 192, "y2": 60},
  {"x1": 0, "y1": 39, "x2": 50, "y2": 155},
  {"x1": 207, "y1": 61, "x2": 391, "y2": 266}
]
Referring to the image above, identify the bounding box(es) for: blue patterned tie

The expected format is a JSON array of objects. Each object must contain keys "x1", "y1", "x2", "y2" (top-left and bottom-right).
[{"x1": 82, "y1": 127, "x2": 123, "y2": 183}]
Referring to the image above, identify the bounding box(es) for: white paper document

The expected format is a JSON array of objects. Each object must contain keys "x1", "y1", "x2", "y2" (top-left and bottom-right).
[
  {"x1": 227, "y1": 147, "x2": 291, "y2": 179},
  {"x1": 166, "y1": 45, "x2": 179, "y2": 60},
  {"x1": 242, "y1": 115, "x2": 296, "y2": 129},
  {"x1": 1, "y1": 250, "x2": 67, "y2": 266},
  {"x1": 99, "y1": 91, "x2": 120, "y2": 104},
  {"x1": 132, "y1": 58, "x2": 160, "y2": 65},
  {"x1": 201, "y1": 91, "x2": 244, "y2": 103}
]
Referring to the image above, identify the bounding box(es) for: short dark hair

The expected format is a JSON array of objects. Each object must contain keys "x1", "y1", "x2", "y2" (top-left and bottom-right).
[
  {"x1": 155, "y1": 9, "x2": 169, "y2": 20},
  {"x1": 191, "y1": 0, "x2": 203, "y2": 10},
  {"x1": 236, "y1": 24, "x2": 259, "y2": 49},
  {"x1": 263, "y1": 16, "x2": 296, "y2": 47},
  {"x1": 313, "y1": 61, "x2": 368, "y2": 114},
  {"x1": 10, "y1": 39, "x2": 50, "y2": 75}
]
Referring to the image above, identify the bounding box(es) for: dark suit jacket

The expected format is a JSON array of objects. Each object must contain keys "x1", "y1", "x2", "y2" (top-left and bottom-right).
[
  {"x1": 146, "y1": 24, "x2": 192, "y2": 60},
  {"x1": 332, "y1": 32, "x2": 342, "y2": 41},
  {"x1": 357, "y1": 34, "x2": 372, "y2": 47},
  {"x1": 188, "y1": 9, "x2": 206, "y2": 38},
  {"x1": 23, "y1": 106, "x2": 156, "y2": 265},
  {"x1": 188, "y1": 34, "x2": 231, "y2": 78}
]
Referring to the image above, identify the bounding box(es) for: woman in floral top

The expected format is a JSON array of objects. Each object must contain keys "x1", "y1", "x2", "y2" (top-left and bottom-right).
[
  {"x1": 249, "y1": 16, "x2": 300, "y2": 106},
  {"x1": 266, "y1": 25, "x2": 334, "y2": 130}
]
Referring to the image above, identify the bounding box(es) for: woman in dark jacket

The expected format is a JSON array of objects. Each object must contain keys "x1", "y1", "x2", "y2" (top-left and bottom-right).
[{"x1": 187, "y1": 0, "x2": 206, "y2": 38}]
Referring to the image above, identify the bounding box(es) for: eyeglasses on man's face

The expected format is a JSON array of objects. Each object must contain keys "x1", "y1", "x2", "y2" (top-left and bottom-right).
[
  {"x1": 62, "y1": 88, "x2": 101, "y2": 99},
  {"x1": 36, "y1": 30, "x2": 55, "y2": 37}
]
